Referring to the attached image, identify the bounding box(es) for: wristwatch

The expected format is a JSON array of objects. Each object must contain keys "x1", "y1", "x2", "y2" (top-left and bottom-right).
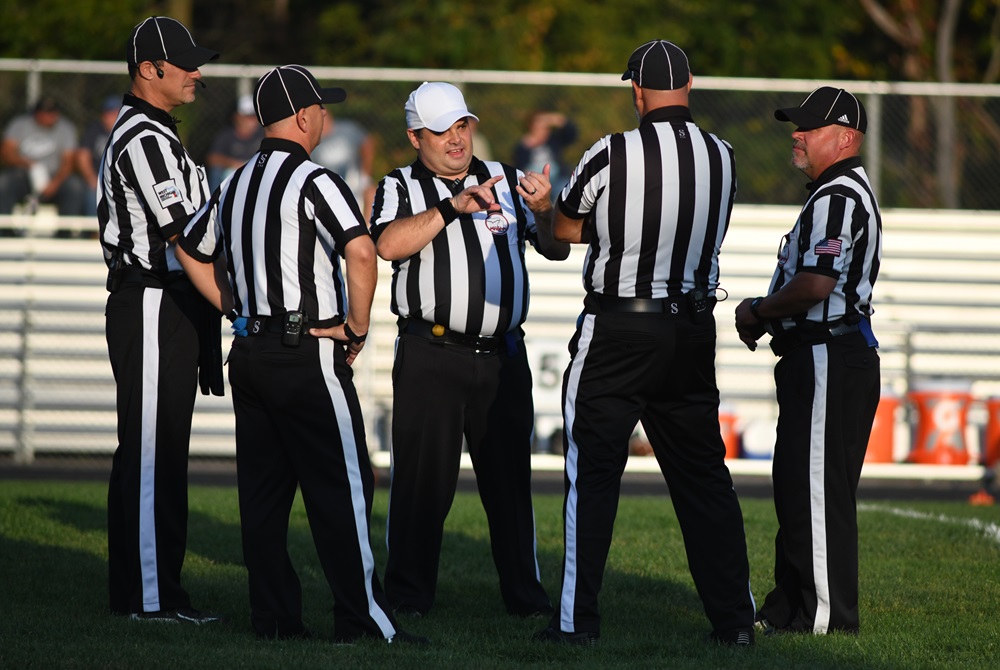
[{"x1": 749, "y1": 296, "x2": 764, "y2": 320}]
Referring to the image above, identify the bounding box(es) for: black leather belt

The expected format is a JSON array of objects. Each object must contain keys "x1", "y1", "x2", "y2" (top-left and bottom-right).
[
  {"x1": 769, "y1": 322, "x2": 861, "y2": 357},
  {"x1": 584, "y1": 292, "x2": 691, "y2": 316},
  {"x1": 244, "y1": 314, "x2": 340, "y2": 337},
  {"x1": 400, "y1": 318, "x2": 506, "y2": 354}
]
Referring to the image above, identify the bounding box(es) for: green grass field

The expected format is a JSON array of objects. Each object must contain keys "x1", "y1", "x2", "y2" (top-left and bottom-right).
[{"x1": 1, "y1": 479, "x2": 998, "y2": 669}]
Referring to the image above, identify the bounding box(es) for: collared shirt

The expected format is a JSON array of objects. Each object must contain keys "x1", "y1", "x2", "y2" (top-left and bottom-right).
[
  {"x1": 767, "y1": 156, "x2": 882, "y2": 332},
  {"x1": 98, "y1": 93, "x2": 209, "y2": 274},
  {"x1": 179, "y1": 137, "x2": 368, "y2": 322},
  {"x1": 369, "y1": 156, "x2": 538, "y2": 337},
  {"x1": 556, "y1": 105, "x2": 736, "y2": 299}
]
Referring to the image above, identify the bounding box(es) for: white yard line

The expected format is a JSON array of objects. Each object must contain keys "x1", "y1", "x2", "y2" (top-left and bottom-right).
[{"x1": 859, "y1": 503, "x2": 1000, "y2": 546}]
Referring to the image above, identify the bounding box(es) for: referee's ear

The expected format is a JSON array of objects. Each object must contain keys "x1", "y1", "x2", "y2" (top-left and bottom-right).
[{"x1": 295, "y1": 107, "x2": 310, "y2": 133}]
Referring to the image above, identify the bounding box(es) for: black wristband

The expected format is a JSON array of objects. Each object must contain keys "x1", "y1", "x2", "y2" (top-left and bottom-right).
[
  {"x1": 226, "y1": 309, "x2": 239, "y2": 323},
  {"x1": 343, "y1": 322, "x2": 367, "y2": 344},
  {"x1": 749, "y1": 296, "x2": 764, "y2": 321},
  {"x1": 435, "y1": 198, "x2": 458, "y2": 224}
]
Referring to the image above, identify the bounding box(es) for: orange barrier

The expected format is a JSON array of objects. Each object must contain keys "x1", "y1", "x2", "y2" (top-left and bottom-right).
[
  {"x1": 865, "y1": 393, "x2": 899, "y2": 463},
  {"x1": 907, "y1": 387, "x2": 972, "y2": 465},
  {"x1": 719, "y1": 410, "x2": 739, "y2": 460},
  {"x1": 981, "y1": 397, "x2": 1000, "y2": 467}
]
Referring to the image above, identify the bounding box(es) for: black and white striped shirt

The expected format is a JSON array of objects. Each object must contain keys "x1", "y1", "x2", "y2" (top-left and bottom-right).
[
  {"x1": 179, "y1": 138, "x2": 368, "y2": 322},
  {"x1": 370, "y1": 157, "x2": 538, "y2": 337},
  {"x1": 557, "y1": 106, "x2": 736, "y2": 299},
  {"x1": 768, "y1": 156, "x2": 881, "y2": 331},
  {"x1": 98, "y1": 93, "x2": 209, "y2": 274}
]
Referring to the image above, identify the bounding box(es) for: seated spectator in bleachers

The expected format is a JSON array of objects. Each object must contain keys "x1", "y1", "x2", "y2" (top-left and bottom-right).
[
  {"x1": 0, "y1": 96, "x2": 86, "y2": 218},
  {"x1": 311, "y1": 114, "x2": 375, "y2": 217},
  {"x1": 205, "y1": 94, "x2": 263, "y2": 191},
  {"x1": 77, "y1": 95, "x2": 120, "y2": 219}
]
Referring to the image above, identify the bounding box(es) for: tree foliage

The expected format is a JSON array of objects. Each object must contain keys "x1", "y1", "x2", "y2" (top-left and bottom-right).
[{"x1": 1, "y1": 0, "x2": 997, "y2": 86}]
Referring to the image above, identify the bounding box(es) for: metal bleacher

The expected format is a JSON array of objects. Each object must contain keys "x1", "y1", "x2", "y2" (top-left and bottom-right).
[{"x1": 2, "y1": 206, "x2": 999, "y2": 478}]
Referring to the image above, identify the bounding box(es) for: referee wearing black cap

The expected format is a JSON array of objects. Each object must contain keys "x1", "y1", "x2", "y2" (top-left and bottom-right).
[
  {"x1": 177, "y1": 65, "x2": 424, "y2": 644},
  {"x1": 735, "y1": 87, "x2": 881, "y2": 636},
  {"x1": 370, "y1": 81, "x2": 568, "y2": 619},
  {"x1": 100, "y1": 16, "x2": 222, "y2": 625},
  {"x1": 534, "y1": 40, "x2": 755, "y2": 647}
]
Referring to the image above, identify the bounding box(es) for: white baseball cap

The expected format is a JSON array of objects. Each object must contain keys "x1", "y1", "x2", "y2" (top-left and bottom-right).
[
  {"x1": 405, "y1": 81, "x2": 479, "y2": 132},
  {"x1": 236, "y1": 94, "x2": 255, "y2": 117}
]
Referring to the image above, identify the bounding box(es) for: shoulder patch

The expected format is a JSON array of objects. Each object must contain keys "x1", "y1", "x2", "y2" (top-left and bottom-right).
[{"x1": 154, "y1": 179, "x2": 183, "y2": 209}]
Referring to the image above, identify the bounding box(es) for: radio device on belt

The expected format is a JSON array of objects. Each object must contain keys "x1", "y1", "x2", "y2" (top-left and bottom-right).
[
  {"x1": 686, "y1": 285, "x2": 710, "y2": 324},
  {"x1": 106, "y1": 248, "x2": 125, "y2": 292},
  {"x1": 282, "y1": 311, "x2": 304, "y2": 347}
]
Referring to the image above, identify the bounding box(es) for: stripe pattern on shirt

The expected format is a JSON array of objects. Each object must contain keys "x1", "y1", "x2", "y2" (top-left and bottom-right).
[
  {"x1": 768, "y1": 162, "x2": 882, "y2": 331},
  {"x1": 370, "y1": 158, "x2": 536, "y2": 337},
  {"x1": 98, "y1": 97, "x2": 208, "y2": 274},
  {"x1": 180, "y1": 139, "x2": 368, "y2": 322},
  {"x1": 558, "y1": 111, "x2": 736, "y2": 298}
]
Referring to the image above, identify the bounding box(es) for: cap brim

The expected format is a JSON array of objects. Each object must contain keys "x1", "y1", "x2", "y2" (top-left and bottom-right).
[
  {"x1": 774, "y1": 107, "x2": 831, "y2": 130},
  {"x1": 320, "y1": 87, "x2": 347, "y2": 105},
  {"x1": 621, "y1": 70, "x2": 632, "y2": 81},
  {"x1": 167, "y1": 46, "x2": 220, "y2": 71},
  {"x1": 423, "y1": 111, "x2": 479, "y2": 133}
]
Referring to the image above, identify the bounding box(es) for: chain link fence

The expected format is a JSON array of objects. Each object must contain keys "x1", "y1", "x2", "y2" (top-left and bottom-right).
[
  {"x1": 2, "y1": 61, "x2": 999, "y2": 476},
  {"x1": 2, "y1": 60, "x2": 1000, "y2": 210}
]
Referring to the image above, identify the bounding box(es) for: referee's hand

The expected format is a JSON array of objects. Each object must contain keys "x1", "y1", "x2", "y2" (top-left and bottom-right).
[
  {"x1": 308, "y1": 324, "x2": 366, "y2": 366},
  {"x1": 734, "y1": 298, "x2": 767, "y2": 351},
  {"x1": 453, "y1": 175, "x2": 505, "y2": 215},
  {"x1": 517, "y1": 163, "x2": 552, "y2": 212}
]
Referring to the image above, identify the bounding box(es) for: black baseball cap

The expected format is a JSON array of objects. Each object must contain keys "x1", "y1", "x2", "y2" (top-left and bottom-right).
[
  {"x1": 621, "y1": 40, "x2": 690, "y2": 91},
  {"x1": 775, "y1": 86, "x2": 867, "y2": 133},
  {"x1": 253, "y1": 65, "x2": 346, "y2": 126},
  {"x1": 127, "y1": 16, "x2": 219, "y2": 71}
]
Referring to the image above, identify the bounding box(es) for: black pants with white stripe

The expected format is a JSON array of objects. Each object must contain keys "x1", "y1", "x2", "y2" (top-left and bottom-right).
[
  {"x1": 554, "y1": 311, "x2": 755, "y2": 637},
  {"x1": 760, "y1": 332, "x2": 879, "y2": 634},
  {"x1": 384, "y1": 333, "x2": 551, "y2": 616},
  {"x1": 228, "y1": 334, "x2": 397, "y2": 641},
  {"x1": 106, "y1": 279, "x2": 201, "y2": 615}
]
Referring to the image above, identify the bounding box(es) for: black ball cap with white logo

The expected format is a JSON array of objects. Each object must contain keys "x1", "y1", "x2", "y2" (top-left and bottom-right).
[
  {"x1": 253, "y1": 65, "x2": 347, "y2": 126},
  {"x1": 775, "y1": 86, "x2": 867, "y2": 133},
  {"x1": 127, "y1": 16, "x2": 219, "y2": 71}
]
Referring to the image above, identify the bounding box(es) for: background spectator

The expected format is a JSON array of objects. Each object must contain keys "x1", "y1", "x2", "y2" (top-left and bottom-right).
[
  {"x1": 0, "y1": 95, "x2": 86, "y2": 218},
  {"x1": 311, "y1": 114, "x2": 375, "y2": 217},
  {"x1": 205, "y1": 94, "x2": 263, "y2": 191},
  {"x1": 78, "y1": 95, "x2": 120, "y2": 220},
  {"x1": 513, "y1": 110, "x2": 577, "y2": 197}
]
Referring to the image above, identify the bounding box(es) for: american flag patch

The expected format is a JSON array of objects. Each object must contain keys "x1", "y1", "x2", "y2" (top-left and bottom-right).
[{"x1": 814, "y1": 238, "x2": 843, "y2": 256}]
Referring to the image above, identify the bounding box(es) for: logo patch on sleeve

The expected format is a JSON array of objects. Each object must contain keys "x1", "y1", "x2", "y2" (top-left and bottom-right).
[{"x1": 154, "y1": 179, "x2": 183, "y2": 209}]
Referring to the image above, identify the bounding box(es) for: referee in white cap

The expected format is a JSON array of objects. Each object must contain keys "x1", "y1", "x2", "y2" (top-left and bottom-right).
[
  {"x1": 177, "y1": 65, "x2": 425, "y2": 645},
  {"x1": 370, "y1": 81, "x2": 568, "y2": 619}
]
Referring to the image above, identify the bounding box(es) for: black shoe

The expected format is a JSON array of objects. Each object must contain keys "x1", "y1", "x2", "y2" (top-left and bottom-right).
[
  {"x1": 532, "y1": 625, "x2": 599, "y2": 647},
  {"x1": 388, "y1": 628, "x2": 430, "y2": 645},
  {"x1": 709, "y1": 627, "x2": 755, "y2": 647},
  {"x1": 130, "y1": 608, "x2": 222, "y2": 625}
]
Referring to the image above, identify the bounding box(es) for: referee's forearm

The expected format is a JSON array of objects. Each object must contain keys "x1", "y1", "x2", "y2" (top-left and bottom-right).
[{"x1": 343, "y1": 236, "x2": 377, "y2": 333}]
